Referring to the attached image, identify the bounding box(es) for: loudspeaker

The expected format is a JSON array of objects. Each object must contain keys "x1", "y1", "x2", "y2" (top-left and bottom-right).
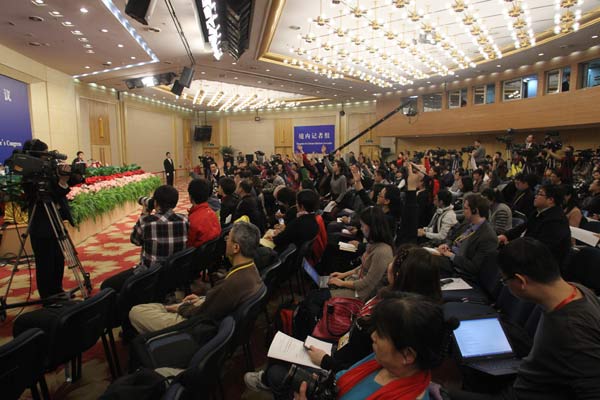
[
  {"x1": 381, "y1": 147, "x2": 391, "y2": 156},
  {"x1": 180, "y1": 67, "x2": 194, "y2": 88},
  {"x1": 171, "y1": 80, "x2": 184, "y2": 96},
  {"x1": 125, "y1": 0, "x2": 158, "y2": 25},
  {"x1": 193, "y1": 126, "x2": 212, "y2": 141}
]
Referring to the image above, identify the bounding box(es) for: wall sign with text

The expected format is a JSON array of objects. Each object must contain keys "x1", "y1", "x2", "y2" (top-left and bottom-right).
[
  {"x1": 0, "y1": 74, "x2": 32, "y2": 164},
  {"x1": 293, "y1": 125, "x2": 335, "y2": 154}
]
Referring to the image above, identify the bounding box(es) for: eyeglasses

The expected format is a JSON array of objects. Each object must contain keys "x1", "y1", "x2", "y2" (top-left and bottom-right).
[
  {"x1": 500, "y1": 276, "x2": 516, "y2": 286},
  {"x1": 535, "y1": 192, "x2": 547, "y2": 197}
]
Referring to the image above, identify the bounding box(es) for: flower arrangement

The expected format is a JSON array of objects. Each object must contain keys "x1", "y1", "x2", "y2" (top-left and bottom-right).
[{"x1": 67, "y1": 165, "x2": 160, "y2": 226}]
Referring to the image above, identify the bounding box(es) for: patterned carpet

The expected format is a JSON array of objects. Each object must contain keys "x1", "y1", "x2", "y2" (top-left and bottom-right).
[{"x1": 0, "y1": 179, "x2": 270, "y2": 399}]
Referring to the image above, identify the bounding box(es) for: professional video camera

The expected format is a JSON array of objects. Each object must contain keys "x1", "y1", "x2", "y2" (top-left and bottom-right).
[
  {"x1": 4, "y1": 150, "x2": 70, "y2": 190},
  {"x1": 137, "y1": 196, "x2": 155, "y2": 213},
  {"x1": 413, "y1": 151, "x2": 426, "y2": 163},
  {"x1": 461, "y1": 146, "x2": 475, "y2": 153},
  {"x1": 542, "y1": 132, "x2": 563, "y2": 152},
  {"x1": 575, "y1": 148, "x2": 598, "y2": 161},
  {"x1": 284, "y1": 364, "x2": 337, "y2": 400}
]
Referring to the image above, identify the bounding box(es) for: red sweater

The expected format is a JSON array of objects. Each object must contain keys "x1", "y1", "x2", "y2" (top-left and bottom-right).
[{"x1": 188, "y1": 202, "x2": 221, "y2": 247}]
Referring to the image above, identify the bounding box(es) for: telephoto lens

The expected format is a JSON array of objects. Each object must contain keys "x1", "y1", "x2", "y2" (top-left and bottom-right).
[{"x1": 137, "y1": 196, "x2": 155, "y2": 212}]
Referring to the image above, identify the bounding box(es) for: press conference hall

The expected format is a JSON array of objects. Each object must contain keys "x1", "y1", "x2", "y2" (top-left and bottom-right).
[{"x1": 1, "y1": 0, "x2": 600, "y2": 399}]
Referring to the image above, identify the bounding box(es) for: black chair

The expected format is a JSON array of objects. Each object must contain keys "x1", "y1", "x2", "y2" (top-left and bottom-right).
[
  {"x1": 0, "y1": 328, "x2": 49, "y2": 400},
  {"x1": 161, "y1": 316, "x2": 236, "y2": 400},
  {"x1": 229, "y1": 284, "x2": 268, "y2": 370},
  {"x1": 294, "y1": 238, "x2": 317, "y2": 297},
  {"x1": 512, "y1": 217, "x2": 525, "y2": 229},
  {"x1": 443, "y1": 254, "x2": 501, "y2": 304},
  {"x1": 259, "y1": 258, "x2": 283, "y2": 340},
  {"x1": 566, "y1": 246, "x2": 600, "y2": 294},
  {"x1": 581, "y1": 219, "x2": 600, "y2": 233},
  {"x1": 156, "y1": 247, "x2": 196, "y2": 301},
  {"x1": 191, "y1": 237, "x2": 220, "y2": 287},
  {"x1": 13, "y1": 288, "x2": 118, "y2": 382},
  {"x1": 276, "y1": 244, "x2": 297, "y2": 302}
]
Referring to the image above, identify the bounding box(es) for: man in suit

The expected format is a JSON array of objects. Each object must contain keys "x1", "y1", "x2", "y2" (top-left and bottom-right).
[
  {"x1": 269, "y1": 189, "x2": 320, "y2": 252},
  {"x1": 218, "y1": 176, "x2": 239, "y2": 226},
  {"x1": 510, "y1": 173, "x2": 536, "y2": 218},
  {"x1": 437, "y1": 194, "x2": 498, "y2": 279},
  {"x1": 164, "y1": 152, "x2": 175, "y2": 186},
  {"x1": 233, "y1": 180, "x2": 265, "y2": 233},
  {"x1": 499, "y1": 184, "x2": 571, "y2": 266}
]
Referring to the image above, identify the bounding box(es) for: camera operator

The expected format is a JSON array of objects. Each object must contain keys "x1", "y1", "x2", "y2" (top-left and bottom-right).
[
  {"x1": 546, "y1": 145, "x2": 575, "y2": 184},
  {"x1": 21, "y1": 139, "x2": 73, "y2": 299},
  {"x1": 100, "y1": 185, "x2": 189, "y2": 293},
  {"x1": 471, "y1": 139, "x2": 486, "y2": 167}
]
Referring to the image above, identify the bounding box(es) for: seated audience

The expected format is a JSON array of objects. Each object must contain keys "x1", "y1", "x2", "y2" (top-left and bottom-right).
[
  {"x1": 233, "y1": 179, "x2": 266, "y2": 232},
  {"x1": 270, "y1": 189, "x2": 320, "y2": 252},
  {"x1": 437, "y1": 194, "x2": 498, "y2": 279},
  {"x1": 472, "y1": 168, "x2": 488, "y2": 193},
  {"x1": 418, "y1": 189, "x2": 458, "y2": 244},
  {"x1": 187, "y1": 178, "x2": 221, "y2": 247},
  {"x1": 562, "y1": 185, "x2": 583, "y2": 229},
  {"x1": 128, "y1": 221, "x2": 263, "y2": 334},
  {"x1": 328, "y1": 206, "x2": 395, "y2": 301},
  {"x1": 274, "y1": 186, "x2": 298, "y2": 224},
  {"x1": 217, "y1": 176, "x2": 239, "y2": 226},
  {"x1": 510, "y1": 173, "x2": 536, "y2": 217},
  {"x1": 481, "y1": 188, "x2": 513, "y2": 234},
  {"x1": 447, "y1": 237, "x2": 600, "y2": 400},
  {"x1": 582, "y1": 178, "x2": 600, "y2": 220},
  {"x1": 101, "y1": 185, "x2": 188, "y2": 293},
  {"x1": 499, "y1": 184, "x2": 571, "y2": 266}
]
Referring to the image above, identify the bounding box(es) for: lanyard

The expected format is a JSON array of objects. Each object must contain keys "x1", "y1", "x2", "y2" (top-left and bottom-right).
[
  {"x1": 453, "y1": 229, "x2": 476, "y2": 246},
  {"x1": 225, "y1": 262, "x2": 254, "y2": 280},
  {"x1": 554, "y1": 284, "x2": 578, "y2": 312}
]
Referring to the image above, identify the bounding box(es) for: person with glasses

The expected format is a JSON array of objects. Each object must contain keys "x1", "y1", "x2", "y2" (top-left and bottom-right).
[
  {"x1": 127, "y1": 221, "x2": 263, "y2": 334},
  {"x1": 498, "y1": 184, "x2": 571, "y2": 266},
  {"x1": 445, "y1": 237, "x2": 600, "y2": 400}
]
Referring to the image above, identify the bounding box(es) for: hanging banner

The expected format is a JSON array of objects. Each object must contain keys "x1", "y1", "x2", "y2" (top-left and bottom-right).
[
  {"x1": 0, "y1": 74, "x2": 32, "y2": 164},
  {"x1": 293, "y1": 125, "x2": 335, "y2": 154}
]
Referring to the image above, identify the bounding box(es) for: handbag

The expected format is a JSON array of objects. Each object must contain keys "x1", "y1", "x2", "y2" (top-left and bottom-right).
[{"x1": 311, "y1": 297, "x2": 364, "y2": 342}]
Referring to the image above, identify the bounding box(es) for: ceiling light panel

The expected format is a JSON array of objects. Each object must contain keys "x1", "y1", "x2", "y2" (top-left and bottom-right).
[{"x1": 275, "y1": 0, "x2": 597, "y2": 88}]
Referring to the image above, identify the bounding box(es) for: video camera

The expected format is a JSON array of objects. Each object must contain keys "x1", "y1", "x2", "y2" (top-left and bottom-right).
[
  {"x1": 284, "y1": 364, "x2": 337, "y2": 400},
  {"x1": 460, "y1": 146, "x2": 475, "y2": 153},
  {"x1": 5, "y1": 150, "x2": 70, "y2": 189}
]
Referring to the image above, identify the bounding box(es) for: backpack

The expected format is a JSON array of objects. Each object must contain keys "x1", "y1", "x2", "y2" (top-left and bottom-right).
[
  {"x1": 273, "y1": 301, "x2": 297, "y2": 336},
  {"x1": 99, "y1": 368, "x2": 172, "y2": 400}
]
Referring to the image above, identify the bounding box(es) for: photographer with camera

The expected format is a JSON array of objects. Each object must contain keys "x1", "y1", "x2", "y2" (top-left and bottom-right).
[
  {"x1": 291, "y1": 294, "x2": 458, "y2": 400},
  {"x1": 100, "y1": 185, "x2": 189, "y2": 293},
  {"x1": 20, "y1": 139, "x2": 74, "y2": 299}
]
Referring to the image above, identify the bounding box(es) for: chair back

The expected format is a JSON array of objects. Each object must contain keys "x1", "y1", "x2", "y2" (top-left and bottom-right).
[
  {"x1": 567, "y1": 246, "x2": 600, "y2": 294},
  {"x1": 260, "y1": 259, "x2": 283, "y2": 291},
  {"x1": 511, "y1": 217, "x2": 525, "y2": 229},
  {"x1": 478, "y1": 255, "x2": 502, "y2": 301},
  {"x1": 189, "y1": 237, "x2": 220, "y2": 279},
  {"x1": 0, "y1": 328, "x2": 47, "y2": 400},
  {"x1": 278, "y1": 243, "x2": 297, "y2": 265},
  {"x1": 117, "y1": 264, "x2": 162, "y2": 324},
  {"x1": 179, "y1": 316, "x2": 236, "y2": 389},
  {"x1": 47, "y1": 288, "x2": 116, "y2": 369},
  {"x1": 230, "y1": 285, "x2": 268, "y2": 350},
  {"x1": 156, "y1": 247, "x2": 196, "y2": 300},
  {"x1": 496, "y1": 286, "x2": 535, "y2": 327}
]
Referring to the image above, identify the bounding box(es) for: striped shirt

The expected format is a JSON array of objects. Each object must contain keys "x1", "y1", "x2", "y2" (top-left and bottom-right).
[{"x1": 130, "y1": 209, "x2": 189, "y2": 268}]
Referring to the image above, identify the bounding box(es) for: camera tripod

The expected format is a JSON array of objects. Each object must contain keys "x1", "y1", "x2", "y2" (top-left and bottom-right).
[{"x1": 0, "y1": 197, "x2": 92, "y2": 321}]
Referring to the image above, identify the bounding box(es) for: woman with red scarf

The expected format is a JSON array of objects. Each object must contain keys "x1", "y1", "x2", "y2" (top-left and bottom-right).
[{"x1": 294, "y1": 294, "x2": 457, "y2": 400}]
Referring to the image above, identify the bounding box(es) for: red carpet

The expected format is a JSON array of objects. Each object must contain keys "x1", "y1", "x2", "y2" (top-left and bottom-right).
[{"x1": 0, "y1": 180, "x2": 272, "y2": 399}]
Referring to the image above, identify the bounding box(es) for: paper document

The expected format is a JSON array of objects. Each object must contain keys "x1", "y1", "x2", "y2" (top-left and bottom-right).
[
  {"x1": 423, "y1": 247, "x2": 441, "y2": 256},
  {"x1": 225, "y1": 214, "x2": 232, "y2": 225},
  {"x1": 267, "y1": 332, "x2": 332, "y2": 369},
  {"x1": 324, "y1": 201, "x2": 337, "y2": 213},
  {"x1": 339, "y1": 242, "x2": 357, "y2": 252},
  {"x1": 570, "y1": 226, "x2": 600, "y2": 247},
  {"x1": 441, "y1": 278, "x2": 473, "y2": 291}
]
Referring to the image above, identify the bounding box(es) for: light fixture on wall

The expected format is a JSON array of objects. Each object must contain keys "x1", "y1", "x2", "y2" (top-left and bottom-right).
[{"x1": 254, "y1": 110, "x2": 261, "y2": 122}]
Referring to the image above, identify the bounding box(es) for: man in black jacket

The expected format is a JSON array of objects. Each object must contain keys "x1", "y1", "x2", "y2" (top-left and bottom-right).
[
  {"x1": 270, "y1": 189, "x2": 320, "y2": 252},
  {"x1": 217, "y1": 176, "x2": 239, "y2": 226},
  {"x1": 510, "y1": 173, "x2": 536, "y2": 218},
  {"x1": 163, "y1": 152, "x2": 175, "y2": 186},
  {"x1": 437, "y1": 194, "x2": 498, "y2": 279},
  {"x1": 499, "y1": 184, "x2": 571, "y2": 266},
  {"x1": 233, "y1": 180, "x2": 265, "y2": 233}
]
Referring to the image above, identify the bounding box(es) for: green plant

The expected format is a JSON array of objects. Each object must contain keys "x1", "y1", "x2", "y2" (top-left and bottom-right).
[
  {"x1": 69, "y1": 175, "x2": 160, "y2": 225},
  {"x1": 85, "y1": 164, "x2": 142, "y2": 177},
  {"x1": 220, "y1": 145, "x2": 235, "y2": 157}
]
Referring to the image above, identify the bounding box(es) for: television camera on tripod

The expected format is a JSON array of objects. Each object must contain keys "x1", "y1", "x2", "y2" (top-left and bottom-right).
[{"x1": 0, "y1": 140, "x2": 91, "y2": 321}]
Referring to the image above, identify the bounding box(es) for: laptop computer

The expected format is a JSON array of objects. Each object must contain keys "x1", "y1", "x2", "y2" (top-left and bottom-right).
[
  {"x1": 453, "y1": 316, "x2": 522, "y2": 376},
  {"x1": 302, "y1": 258, "x2": 329, "y2": 289}
]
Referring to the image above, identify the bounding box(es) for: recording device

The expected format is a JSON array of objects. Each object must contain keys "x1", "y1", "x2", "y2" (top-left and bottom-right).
[
  {"x1": 137, "y1": 196, "x2": 155, "y2": 212},
  {"x1": 283, "y1": 364, "x2": 337, "y2": 400},
  {"x1": 461, "y1": 146, "x2": 475, "y2": 153},
  {"x1": 4, "y1": 150, "x2": 74, "y2": 196}
]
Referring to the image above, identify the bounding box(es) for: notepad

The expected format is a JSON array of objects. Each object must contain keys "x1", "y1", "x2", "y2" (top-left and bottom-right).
[
  {"x1": 570, "y1": 226, "x2": 600, "y2": 247},
  {"x1": 339, "y1": 242, "x2": 357, "y2": 252},
  {"x1": 441, "y1": 277, "x2": 473, "y2": 291},
  {"x1": 267, "y1": 332, "x2": 333, "y2": 369}
]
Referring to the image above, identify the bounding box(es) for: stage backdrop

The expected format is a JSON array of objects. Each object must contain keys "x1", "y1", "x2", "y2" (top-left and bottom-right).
[
  {"x1": 0, "y1": 75, "x2": 32, "y2": 164},
  {"x1": 293, "y1": 125, "x2": 335, "y2": 154}
]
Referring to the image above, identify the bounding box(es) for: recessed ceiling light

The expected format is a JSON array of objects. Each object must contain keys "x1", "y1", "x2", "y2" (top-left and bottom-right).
[
  {"x1": 314, "y1": 79, "x2": 318, "y2": 82},
  {"x1": 349, "y1": 86, "x2": 352, "y2": 89},
  {"x1": 80, "y1": 7, "x2": 88, "y2": 13},
  {"x1": 257, "y1": 80, "x2": 262, "y2": 83},
  {"x1": 62, "y1": 21, "x2": 74, "y2": 27},
  {"x1": 83, "y1": 44, "x2": 93, "y2": 48},
  {"x1": 201, "y1": 71, "x2": 206, "y2": 74},
  {"x1": 266, "y1": 69, "x2": 270, "y2": 72},
  {"x1": 86, "y1": 49, "x2": 94, "y2": 53},
  {"x1": 299, "y1": 88, "x2": 303, "y2": 90},
  {"x1": 316, "y1": 90, "x2": 320, "y2": 93},
  {"x1": 49, "y1": 11, "x2": 63, "y2": 17},
  {"x1": 496, "y1": 64, "x2": 501, "y2": 68},
  {"x1": 332, "y1": 83, "x2": 335, "y2": 85},
  {"x1": 100, "y1": 28, "x2": 108, "y2": 33},
  {"x1": 538, "y1": 52, "x2": 544, "y2": 56},
  {"x1": 130, "y1": 56, "x2": 136, "y2": 60},
  {"x1": 232, "y1": 62, "x2": 236, "y2": 65},
  {"x1": 280, "y1": 84, "x2": 284, "y2": 87},
  {"x1": 32, "y1": 0, "x2": 45, "y2": 5},
  {"x1": 117, "y1": 44, "x2": 124, "y2": 48},
  {"x1": 427, "y1": 81, "x2": 431, "y2": 84},
  {"x1": 363, "y1": 89, "x2": 367, "y2": 92},
  {"x1": 333, "y1": 94, "x2": 337, "y2": 97},
  {"x1": 593, "y1": 35, "x2": 599, "y2": 39},
  {"x1": 84, "y1": 66, "x2": 90, "y2": 69},
  {"x1": 288, "y1": 73, "x2": 293, "y2": 76},
  {"x1": 71, "y1": 30, "x2": 82, "y2": 35},
  {"x1": 234, "y1": 77, "x2": 238, "y2": 80},
  {"x1": 105, "y1": 61, "x2": 112, "y2": 65}
]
